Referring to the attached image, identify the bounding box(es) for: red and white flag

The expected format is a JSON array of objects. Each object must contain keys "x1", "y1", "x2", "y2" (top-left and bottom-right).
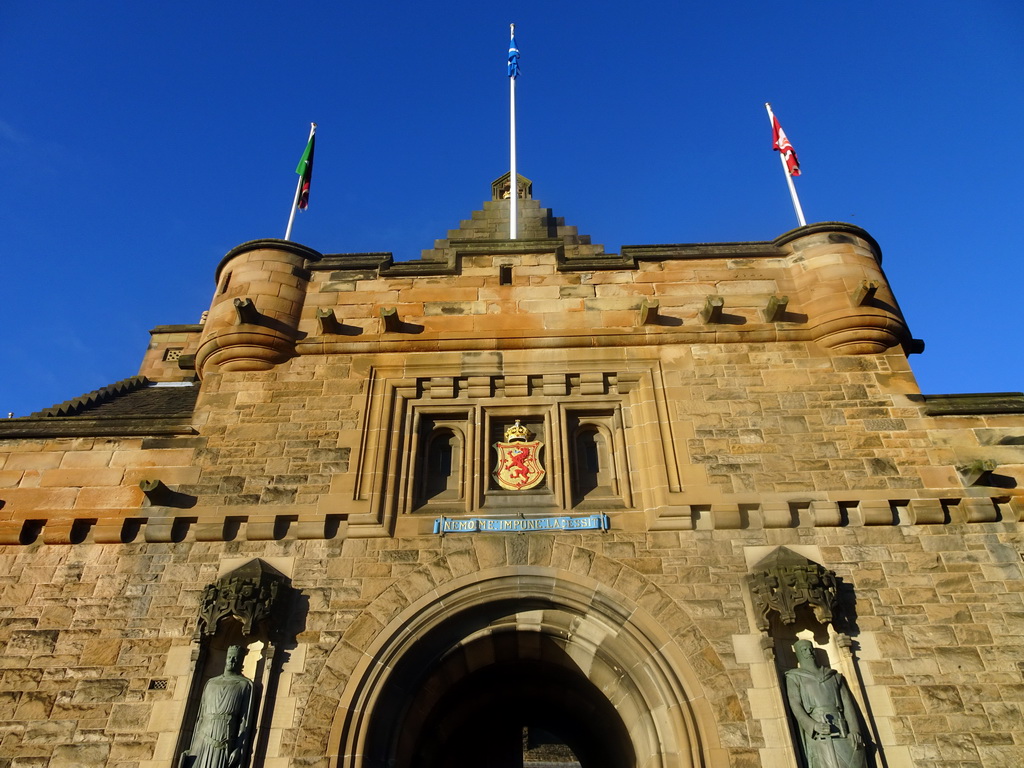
[
  {"x1": 770, "y1": 110, "x2": 801, "y2": 177},
  {"x1": 765, "y1": 103, "x2": 807, "y2": 226}
]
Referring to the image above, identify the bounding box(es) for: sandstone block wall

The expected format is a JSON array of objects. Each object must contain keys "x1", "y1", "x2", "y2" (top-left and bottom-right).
[
  {"x1": 1, "y1": 212, "x2": 1022, "y2": 767},
  {"x1": 0, "y1": 522, "x2": 1021, "y2": 767}
]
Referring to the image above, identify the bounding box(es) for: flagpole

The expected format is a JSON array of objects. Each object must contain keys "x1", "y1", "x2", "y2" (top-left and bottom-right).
[
  {"x1": 285, "y1": 122, "x2": 316, "y2": 241},
  {"x1": 509, "y1": 23, "x2": 518, "y2": 240},
  {"x1": 780, "y1": 152, "x2": 806, "y2": 227},
  {"x1": 765, "y1": 103, "x2": 806, "y2": 227}
]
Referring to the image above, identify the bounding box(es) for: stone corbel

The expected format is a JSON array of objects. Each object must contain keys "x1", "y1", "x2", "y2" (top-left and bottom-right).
[
  {"x1": 700, "y1": 295, "x2": 724, "y2": 324},
  {"x1": 316, "y1": 307, "x2": 341, "y2": 334},
  {"x1": 380, "y1": 307, "x2": 402, "y2": 332},
  {"x1": 316, "y1": 307, "x2": 361, "y2": 336},
  {"x1": 233, "y1": 297, "x2": 263, "y2": 325},
  {"x1": 850, "y1": 280, "x2": 879, "y2": 306},
  {"x1": 905, "y1": 338, "x2": 926, "y2": 355},
  {"x1": 957, "y1": 459, "x2": 998, "y2": 486},
  {"x1": 638, "y1": 298, "x2": 660, "y2": 326},
  {"x1": 139, "y1": 479, "x2": 196, "y2": 509},
  {"x1": 763, "y1": 295, "x2": 789, "y2": 322},
  {"x1": 139, "y1": 478, "x2": 171, "y2": 504}
]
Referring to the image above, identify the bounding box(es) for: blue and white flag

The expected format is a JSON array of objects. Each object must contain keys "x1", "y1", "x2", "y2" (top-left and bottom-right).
[{"x1": 508, "y1": 31, "x2": 520, "y2": 78}]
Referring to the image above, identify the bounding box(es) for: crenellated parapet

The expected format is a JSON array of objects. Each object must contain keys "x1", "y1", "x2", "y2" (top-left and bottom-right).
[{"x1": 189, "y1": 190, "x2": 918, "y2": 368}]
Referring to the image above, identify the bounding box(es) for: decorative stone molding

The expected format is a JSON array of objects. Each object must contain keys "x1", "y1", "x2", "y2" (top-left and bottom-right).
[
  {"x1": 491, "y1": 171, "x2": 533, "y2": 200},
  {"x1": 914, "y1": 392, "x2": 1024, "y2": 416},
  {"x1": 747, "y1": 548, "x2": 839, "y2": 632},
  {"x1": 0, "y1": 495, "x2": 1017, "y2": 546},
  {"x1": 196, "y1": 559, "x2": 292, "y2": 640}
]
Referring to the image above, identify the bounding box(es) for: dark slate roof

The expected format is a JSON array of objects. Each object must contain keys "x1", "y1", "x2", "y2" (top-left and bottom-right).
[{"x1": 0, "y1": 377, "x2": 199, "y2": 438}]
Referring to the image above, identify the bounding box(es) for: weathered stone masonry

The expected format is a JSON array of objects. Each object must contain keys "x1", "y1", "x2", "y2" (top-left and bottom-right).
[{"x1": 1, "y1": 180, "x2": 1022, "y2": 768}]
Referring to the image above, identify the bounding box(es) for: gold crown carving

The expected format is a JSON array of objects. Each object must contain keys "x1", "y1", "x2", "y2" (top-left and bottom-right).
[{"x1": 504, "y1": 419, "x2": 532, "y2": 442}]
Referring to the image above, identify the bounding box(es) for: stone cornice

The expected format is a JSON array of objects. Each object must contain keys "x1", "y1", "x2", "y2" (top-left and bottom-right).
[
  {"x1": 0, "y1": 495, "x2": 1017, "y2": 545},
  {"x1": 914, "y1": 392, "x2": 1024, "y2": 415},
  {"x1": 773, "y1": 221, "x2": 883, "y2": 264},
  {"x1": 622, "y1": 241, "x2": 781, "y2": 261},
  {"x1": 149, "y1": 324, "x2": 205, "y2": 335},
  {"x1": 0, "y1": 417, "x2": 197, "y2": 439},
  {"x1": 215, "y1": 238, "x2": 324, "y2": 283}
]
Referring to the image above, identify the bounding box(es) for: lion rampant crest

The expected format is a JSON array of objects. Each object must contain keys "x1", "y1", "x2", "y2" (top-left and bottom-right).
[{"x1": 492, "y1": 420, "x2": 545, "y2": 491}]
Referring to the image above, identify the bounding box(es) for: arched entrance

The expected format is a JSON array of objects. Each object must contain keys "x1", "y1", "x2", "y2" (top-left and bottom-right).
[
  {"x1": 399, "y1": 636, "x2": 633, "y2": 768},
  {"x1": 329, "y1": 568, "x2": 712, "y2": 768},
  {"x1": 377, "y1": 602, "x2": 635, "y2": 768}
]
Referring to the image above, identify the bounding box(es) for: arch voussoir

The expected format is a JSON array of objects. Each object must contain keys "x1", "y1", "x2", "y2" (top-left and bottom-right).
[{"x1": 297, "y1": 539, "x2": 732, "y2": 768}]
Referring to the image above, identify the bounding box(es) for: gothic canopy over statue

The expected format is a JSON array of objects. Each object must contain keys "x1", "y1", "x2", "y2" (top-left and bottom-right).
[
  {"x1": 747, "y1": 548, "x2": 839, "y2": 632},
  {"x1": 196, "y1": 559, "x2": 291, "y2": 639}
]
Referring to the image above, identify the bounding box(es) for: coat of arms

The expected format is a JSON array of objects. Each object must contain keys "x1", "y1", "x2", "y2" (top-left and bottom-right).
[{"x1": 492, "y1": 420, "x2": 546, "y2": 491}]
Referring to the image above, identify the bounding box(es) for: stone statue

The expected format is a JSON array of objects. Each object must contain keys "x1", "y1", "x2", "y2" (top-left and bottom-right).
[
  {"x1": 785, "y1": 640, "x2": 866, "y2": 768},
  {"x1": 180, "y1": 645, "x2": 254, "y2": 768}
]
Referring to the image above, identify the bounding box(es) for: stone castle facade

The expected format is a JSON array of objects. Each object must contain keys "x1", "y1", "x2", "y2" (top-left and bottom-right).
[{"x1": 1, "y1": 176, "x2": 1022, "y2": 768}]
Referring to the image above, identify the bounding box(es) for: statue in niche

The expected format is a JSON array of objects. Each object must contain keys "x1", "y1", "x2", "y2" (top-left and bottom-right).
[
  {"x1": 785, "y1": 640, "x2": 866, "y2": 768},
  {"x1": 180, "y1": 645, "x2": 254, "y2": 768}
]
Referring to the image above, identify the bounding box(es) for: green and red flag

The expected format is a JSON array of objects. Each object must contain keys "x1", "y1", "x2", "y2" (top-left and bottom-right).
[{"x1": 296, "y1": 125, "x2": 316, "y2": 209}]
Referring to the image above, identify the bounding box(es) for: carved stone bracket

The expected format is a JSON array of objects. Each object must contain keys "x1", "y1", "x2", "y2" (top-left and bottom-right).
[
  {"x1": 957, "y1": 459, "x2": 998, "y2": 486},
  {"x1": 747, "y1": 548, "x2": 839, "y2": 632},
  {"x1": 196, "y1": 559, "x2": 292, "y2": 640}
]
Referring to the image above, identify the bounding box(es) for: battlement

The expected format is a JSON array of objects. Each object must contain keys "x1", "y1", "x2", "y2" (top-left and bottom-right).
[{"x1": 188, "y1": 182, "x2": 913, "y2": 377}]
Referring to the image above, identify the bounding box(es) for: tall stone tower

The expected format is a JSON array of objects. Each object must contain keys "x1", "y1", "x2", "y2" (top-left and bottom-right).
[{"x1": 1, "y1": 179, "x2": 1022, "y2": 768}]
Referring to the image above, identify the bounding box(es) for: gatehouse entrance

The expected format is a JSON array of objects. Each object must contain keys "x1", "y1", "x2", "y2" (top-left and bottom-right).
[
  {"x1": 382, "y1": 638, "x2": 634, "y2": 768},
  {"x1": 329, "y1": 569, "x2": 712, "y2": 768}
]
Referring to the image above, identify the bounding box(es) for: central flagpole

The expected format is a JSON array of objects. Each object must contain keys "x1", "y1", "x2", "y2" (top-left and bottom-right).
[{"x1": 509, "y1": 23, "x2": 518, "y2": 240}]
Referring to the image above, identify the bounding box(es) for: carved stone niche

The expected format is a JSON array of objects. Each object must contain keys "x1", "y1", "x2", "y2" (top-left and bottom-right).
[
  {"x1": 748, "y1": 549, "x2": 875, "y2": 768},
  {"x1": 177, "y1": 560, "x2": 294, "y2": 768},
  {"x1": 747, "y1": 547, "x2": 839, "y2": 633},
  {"x1": 491, "y1": 171, "x2": 533, "y2": 200}
]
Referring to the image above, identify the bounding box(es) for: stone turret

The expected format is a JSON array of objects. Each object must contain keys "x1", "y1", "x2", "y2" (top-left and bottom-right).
[
  {"x1": 777, "y1": 223, "x2": 912, "y2": 355},
  {"x1": 194, "y1": 239, "x2": 320, "y2": 378}
]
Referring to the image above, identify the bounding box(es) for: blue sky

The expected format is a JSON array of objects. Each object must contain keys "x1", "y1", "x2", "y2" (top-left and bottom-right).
[{"x1": 2, "y1": 1, "x2": 1022, "y2": 417}]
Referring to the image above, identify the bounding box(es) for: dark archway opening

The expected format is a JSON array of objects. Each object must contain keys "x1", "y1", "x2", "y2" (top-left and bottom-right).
[
  {"x1": 415, "y1": 660, "x2": 632, "y2": 768},
  {"x1": 367, "y1": 628, "x2": 636, "y2": 768}
]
